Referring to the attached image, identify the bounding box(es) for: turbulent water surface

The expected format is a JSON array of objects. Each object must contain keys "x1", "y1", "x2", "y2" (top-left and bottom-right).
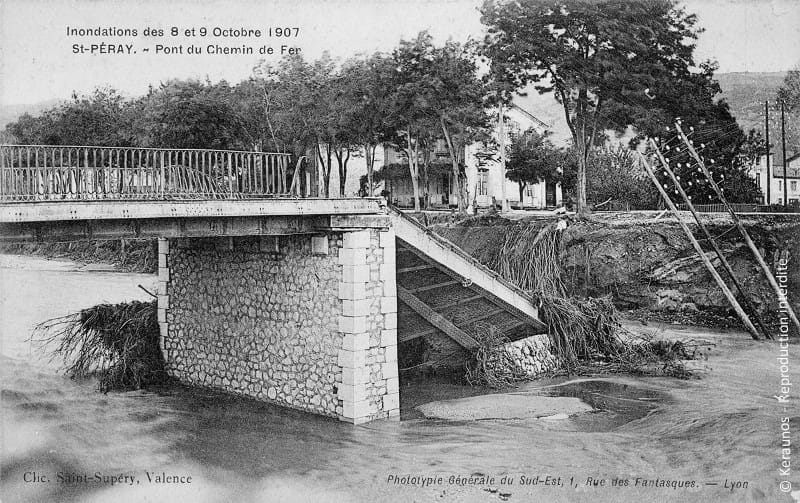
[{"x1": 0, "y1": 254, "x2": 796, "y2": 502}]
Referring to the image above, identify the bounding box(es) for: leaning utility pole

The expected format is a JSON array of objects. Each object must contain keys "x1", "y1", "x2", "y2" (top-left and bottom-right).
[
  {"x1": 498, "y1": 104, "x2": 510, "y2": 212},
  {"x1": 640, "y1": 152, "x2": 760, "y2": 340},
  {"x1": 675, "y1": 122, "x2": 800, "y2": 335},
  {"x1": 781, "y1": 100, "x2": 788, "y2": 207},
  {"x1": 650, "y1": 139, "x2": 769, "y2": 339},
  {"x1": 765, "y1": 101, "x2": 771, "y2": 205}
]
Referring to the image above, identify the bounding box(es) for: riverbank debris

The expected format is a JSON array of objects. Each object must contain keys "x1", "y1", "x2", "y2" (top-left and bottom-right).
[{"x1": 32, "y1": 300, "x2": 167, "y2": 392}]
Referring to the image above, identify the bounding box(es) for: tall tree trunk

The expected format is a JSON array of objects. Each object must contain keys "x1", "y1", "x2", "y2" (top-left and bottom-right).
[
  {"x1": 406, "y1": 129, "x2": 421, "y2": 212},
  {"x1": 440, "y1": 117, "x2": 464, "y2": 212},
  {"x1": 576, "y1": 150, "x2": 588, "y2": 215},
  {"x1": 335, "y1": 147, "x2": 349, "y2": 197},
  {"x1": 518, "y1": 181, "x2": 525, "y2": 203},
  {"x1": 315, "y1": 142, "x2": 332, "y2": 198},
  {"x1": 364, "y1": 143, "x2": 374, "y2": 196},
  {"x1": 421, "y1": 146, "x2": 431, "y2": 209}
]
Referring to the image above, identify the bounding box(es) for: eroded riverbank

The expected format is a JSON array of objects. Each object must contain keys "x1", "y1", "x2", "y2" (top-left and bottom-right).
[{"x1": 1, "y1": 254, "x2": 796, "y2": 502}]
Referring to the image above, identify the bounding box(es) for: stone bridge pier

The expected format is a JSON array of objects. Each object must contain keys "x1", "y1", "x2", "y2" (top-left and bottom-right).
[{"x1": 156, "y1": 222, "x2": 399, "y2": 424}]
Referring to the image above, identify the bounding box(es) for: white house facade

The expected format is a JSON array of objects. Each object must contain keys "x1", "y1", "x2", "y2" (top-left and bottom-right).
[
  {"x1": 750, "y1": 152, "x2": 800, "y2": 205},
  {"x1": 321, "y1": 103, "x2": 563, "y2": 210}
]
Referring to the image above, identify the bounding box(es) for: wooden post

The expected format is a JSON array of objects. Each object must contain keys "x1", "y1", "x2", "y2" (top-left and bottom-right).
[
  {"x1": 651, "y1": 139, "x2": 770, "y2": 339},
  {"x1": 640, "y1": 152, "x2": 761, "y2": 340},
  {"x1": 675, "y1": 122, "x2": 800, "y2": 336}
]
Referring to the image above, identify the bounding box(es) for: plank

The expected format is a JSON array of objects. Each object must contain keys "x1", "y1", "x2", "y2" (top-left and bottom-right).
[
  {"x1": 398, "y1": 264, "x2": 435, "y2": 273},
  {"x1": 398, "y1": 286, "x2": 479, "y2": 349},
  {"x1": 407, "y1": 280, "x2": 459, "y2": 294}
]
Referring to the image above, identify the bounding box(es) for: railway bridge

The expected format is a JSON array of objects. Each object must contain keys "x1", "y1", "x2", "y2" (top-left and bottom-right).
[{"x1": 1, "y1": 144, "x2": 551, "y2": 424}]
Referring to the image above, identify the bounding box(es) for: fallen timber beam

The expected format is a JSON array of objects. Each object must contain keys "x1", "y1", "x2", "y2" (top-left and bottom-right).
[
  {"x1": 651, "y1": 138, "x2": 771, "y2": 339},
  {"x1": 397, "y1": 264, "x2": 435, "y2": 273},
  {"x1": 455, "y1": 308, "x2": 506, "y2": 326},
  {"x1": 397, "y1": 239, "x2": 547, "y2": 332},
  {"x1": 675, "y1": 122, "x2": 800, "y2": 336},
  {"x1": 397, "y1": 286, "x2": 479, "y2": 350},
  {"x1": 399, "y1": 327, "x2": 438, "y2": 343},
  {"x1": 640, "y1": 152, "x2": 761, "y2": 340},
  {"x1": 407, "y1": 280, "x2": 460, "y2": 294},
  {"x1": 432, "y1": 295, "x2": 485, "y2": 311}
]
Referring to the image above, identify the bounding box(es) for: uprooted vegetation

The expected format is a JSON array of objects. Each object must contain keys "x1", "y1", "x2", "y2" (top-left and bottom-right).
[
  {"x1": 461, "y1": 221, "x2": 707, "y2": 387},
  {"x1": 32, "y1": 300, "x2": 167, "y2": 392},
  {"x1": 432, "y1": 213, "x2": 800, "y2": 330}
]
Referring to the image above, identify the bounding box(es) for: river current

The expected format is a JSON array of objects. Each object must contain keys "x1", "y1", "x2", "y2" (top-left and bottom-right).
[{"x1": 0, "y1": 254, "x2": 796, "y2": 502}]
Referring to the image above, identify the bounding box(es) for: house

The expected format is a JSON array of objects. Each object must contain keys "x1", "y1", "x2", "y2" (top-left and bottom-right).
[
  {"x1": 751, "y1": 149, "x2": 800, "y2": 205},
  {"x1": 322, "y1": 103, "x2": 563, "y2": 210},
  {"x1": 465, "y1": 104, "x2": 562, "y2": 210}
]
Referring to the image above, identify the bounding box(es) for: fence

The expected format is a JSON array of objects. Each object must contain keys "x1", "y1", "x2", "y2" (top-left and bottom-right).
[
  {"x1": 676, "y1": 203, "x2": 800, "y2": 213},
  {"x1": 0, "y1": 145, "x2": 304, "y2": 202}
]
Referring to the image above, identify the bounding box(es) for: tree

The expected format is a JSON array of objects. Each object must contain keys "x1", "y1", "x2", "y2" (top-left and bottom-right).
[
  {"x1": 430, "y1": 39, "x2": 493, "y2": 212},
  {"x1": 133, "y1": 80, "x2": 245, "y2": 150},
  {"x1": 5, "y1": 88, "x2": 133, "y2": 146},
  {"x1": 481, "y1": 0, "x2": 704, "y2": 215},
  {"x1": 587, "y1": 145, "x2": 659, "y2": 209},
  {"x1": 386, "y1": 32, "x2": 439, "y2": 211},
  {"x1": 250, "y1": 54, "x2": 345, "y2": 197},
  {"x1": 505, "y1": 128, "x2": 561, "y2": 202},
  {"x1": 338, "y1": 53, "x2": 395, "y2": 196},
  {"x1": 387, "y1": 32, "x2": 492, "y2": 212},
  {"x1": 778, "y1": 65, "x2": 800, "y2": 110}
]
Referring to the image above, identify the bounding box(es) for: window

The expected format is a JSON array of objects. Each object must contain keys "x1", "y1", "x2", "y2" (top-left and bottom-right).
[
  {"x1": 778, "y1": 180, "x2": 783, "y2": 192},
  {"x1": 791, "y1": 181, "x2": 797, "y2": 192},
  {"x1": 525, "y1": 184, "x2": 534, "y2": 197},
  {"x1": 477, "y1": 169, "x2": 489, "y2": 196}
]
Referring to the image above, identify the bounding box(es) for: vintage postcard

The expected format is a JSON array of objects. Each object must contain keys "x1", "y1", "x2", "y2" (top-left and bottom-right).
[{"x1": 1, "y1": 0, "x2": 798, "y2": 501}]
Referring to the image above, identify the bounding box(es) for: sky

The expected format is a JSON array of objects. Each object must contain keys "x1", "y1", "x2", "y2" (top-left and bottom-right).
[{"x1": 1, "y1": 0, "x2": 799, "y2": 106}]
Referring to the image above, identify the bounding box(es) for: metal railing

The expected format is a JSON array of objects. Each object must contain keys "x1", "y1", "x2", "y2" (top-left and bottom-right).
[
  {"x1": 676, "y1": 202, "x2": 800, "y2": 213},
  {"x1": 0, "y1": 145, "x2": 304, "y2": 201}
]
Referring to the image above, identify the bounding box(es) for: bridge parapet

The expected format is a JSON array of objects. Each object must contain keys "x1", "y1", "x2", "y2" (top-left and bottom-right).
[{"x1": 1, "y1": 144, "x2": 309, "y2": 202}]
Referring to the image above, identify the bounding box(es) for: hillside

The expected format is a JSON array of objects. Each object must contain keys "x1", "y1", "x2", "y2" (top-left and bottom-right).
[
  {"x1": 0, "y1": 99, "x2": 63, "y2": 130},
  {"x1": 716, "y1": 72, "x2": 786, "y2": 131}
]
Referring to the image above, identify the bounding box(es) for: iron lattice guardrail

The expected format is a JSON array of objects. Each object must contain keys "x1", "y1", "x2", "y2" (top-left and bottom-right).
[
  {"x1": 676, "y1": 203, "x2": 800, "y2": 213},
  {"x1": 0, "y1": 145, "x2": 305, "y2": 201}
]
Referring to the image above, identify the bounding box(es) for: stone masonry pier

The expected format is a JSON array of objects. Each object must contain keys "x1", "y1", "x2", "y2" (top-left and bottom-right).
[{"x1": 157, "y1": 225, "x2": 400, "y2": 424}]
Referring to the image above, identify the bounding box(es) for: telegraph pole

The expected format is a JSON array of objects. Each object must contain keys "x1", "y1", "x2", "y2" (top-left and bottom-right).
[
  {"x1": 498, "y1": 103, "x2": 510, "y2": 212},
  {"x1": 765, "y1": 101, "x2": 771, "y2": 205},
  {"x1": 781, "y1": 100, "x2": 788, "y2": 207}
]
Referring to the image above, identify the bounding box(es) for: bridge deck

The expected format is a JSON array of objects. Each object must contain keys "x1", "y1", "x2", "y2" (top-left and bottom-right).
[
  {"x1": 0, "y1": 198, "x2": 382, "y2": 223},
  {"x1": 0, "y1": 198, "x2": 384, "y2": 242}
]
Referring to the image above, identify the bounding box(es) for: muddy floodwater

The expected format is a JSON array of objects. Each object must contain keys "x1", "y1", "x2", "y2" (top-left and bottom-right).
[{"x1": 1, "y1": 254, "x2": 797, "y2": 502}]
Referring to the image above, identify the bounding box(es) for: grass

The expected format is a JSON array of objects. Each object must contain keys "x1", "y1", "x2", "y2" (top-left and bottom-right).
[{"x1": 0, "y1": 239, "x2": 157, "y2": 273}]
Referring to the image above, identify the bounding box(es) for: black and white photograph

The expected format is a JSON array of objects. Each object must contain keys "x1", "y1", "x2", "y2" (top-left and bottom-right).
[{"x1": 0, "y1": 0, "x2": 798, "y2": 501}]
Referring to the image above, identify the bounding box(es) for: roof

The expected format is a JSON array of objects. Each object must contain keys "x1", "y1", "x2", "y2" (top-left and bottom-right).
[{"x1": 768, "y1": 147, "x2": 800, "y2": 167}]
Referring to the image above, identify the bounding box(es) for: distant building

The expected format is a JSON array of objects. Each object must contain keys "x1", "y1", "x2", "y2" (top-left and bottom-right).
[
  {"x1": 751, "y1": 150, "x2": 800, "y2": 205},
  {"x1": 465, "y1": 104, "x2": 562, "y2": 209},
  {"x1": 344, "y1": 103, "x2": 562, "y2": 209}
]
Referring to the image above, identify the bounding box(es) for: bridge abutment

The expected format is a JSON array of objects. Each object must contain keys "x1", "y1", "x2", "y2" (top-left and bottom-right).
[{"x1": 156, "y1": 226, "x2": 399, "y2": 424}]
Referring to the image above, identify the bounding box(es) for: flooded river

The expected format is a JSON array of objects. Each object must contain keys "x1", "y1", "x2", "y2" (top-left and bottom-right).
[{"x1": 1, "y1": 254, "x2": 796, "y2": 502}]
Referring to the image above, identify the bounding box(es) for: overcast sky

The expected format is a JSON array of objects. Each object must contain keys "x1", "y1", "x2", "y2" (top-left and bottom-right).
[{"x1": 1, "y1": 0, "x2": 798, "y2": 106}]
